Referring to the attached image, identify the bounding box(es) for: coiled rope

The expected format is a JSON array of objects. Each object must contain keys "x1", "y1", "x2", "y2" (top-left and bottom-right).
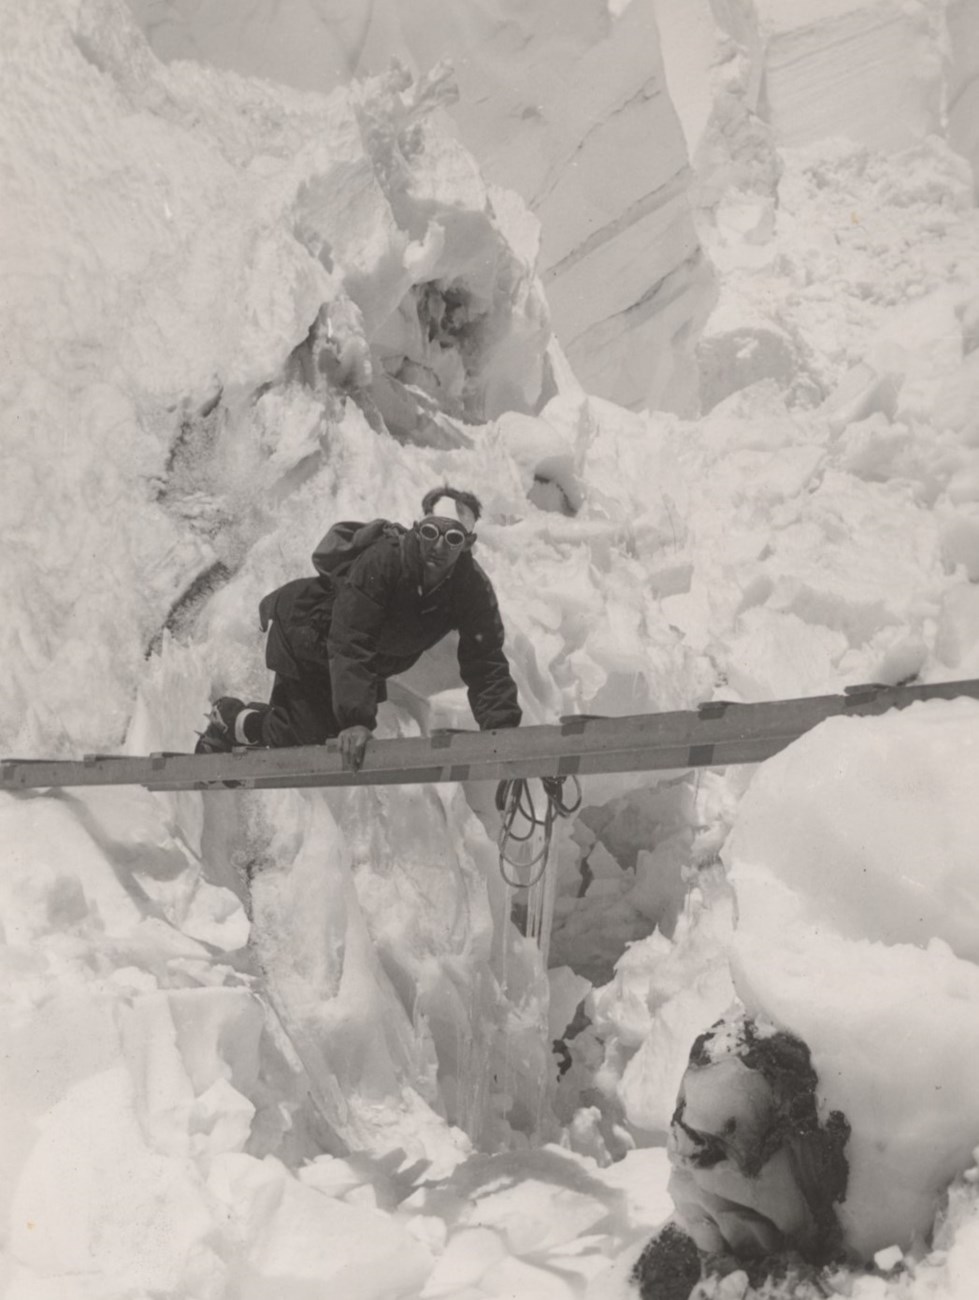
[{"x1": 495, "y1": 775, "x2": 582, "y2": 888}]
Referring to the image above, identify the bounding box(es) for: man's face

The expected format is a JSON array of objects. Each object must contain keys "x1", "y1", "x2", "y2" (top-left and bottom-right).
[{"x1": 416, "y1": 507, "x2": 475, "y2": 580}]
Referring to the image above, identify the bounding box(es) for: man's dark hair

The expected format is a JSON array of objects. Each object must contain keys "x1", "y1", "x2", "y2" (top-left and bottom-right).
[{"x1": 420, "y1": 485, "x2": 483, "y2": 522}]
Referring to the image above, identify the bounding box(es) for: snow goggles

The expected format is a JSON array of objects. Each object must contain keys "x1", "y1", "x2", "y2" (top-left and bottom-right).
[{"x1": 417, "y1": 519, "x2": 471, "y2": 549}]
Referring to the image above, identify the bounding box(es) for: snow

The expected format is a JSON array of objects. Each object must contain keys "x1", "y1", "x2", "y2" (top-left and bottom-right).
[
  {"x1": 947, "y1": 0, "x2": 979, "y2": 197},
  {"x1": 727, "y1": 701, "x2": 979, "y2": 959},
  {"x1": 726, "y1": 703, "x2": 979, "y2": 1257},
  {"x1": 126, "y1": 0, "x2": 709, "y2": 414},
  {"x1": 4, "y1": 0, "x2": 979, "y2": 1297}
]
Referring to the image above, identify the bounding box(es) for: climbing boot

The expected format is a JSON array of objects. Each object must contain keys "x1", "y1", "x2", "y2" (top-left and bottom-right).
[{"x1": 195, "y1": 696, "x2": 250, "y2": 755}]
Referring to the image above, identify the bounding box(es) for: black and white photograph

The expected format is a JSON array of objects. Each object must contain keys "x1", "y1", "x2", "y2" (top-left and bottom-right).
[{"x1": 2, "y1": 1, "x2": 979, "y2": 1296}]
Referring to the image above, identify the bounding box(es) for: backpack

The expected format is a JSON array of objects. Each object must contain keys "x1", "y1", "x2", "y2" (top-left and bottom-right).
[
  {"x1": 258, "y1": 519, "x2": 406, "y2": 672},
  {"x1": 311, "y1": 518, "x2": 406, "y2": 586}
]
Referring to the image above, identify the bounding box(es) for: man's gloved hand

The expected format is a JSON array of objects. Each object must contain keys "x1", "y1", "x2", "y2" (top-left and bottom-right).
[{"x1": 338, "y1": 725, "x2": 372, "y2": 772}]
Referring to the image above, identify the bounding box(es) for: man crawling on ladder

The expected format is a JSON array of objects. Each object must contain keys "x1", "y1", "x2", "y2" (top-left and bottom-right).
[{"x1": 196, "y1": 485, "x2": 523, "y2": 771}]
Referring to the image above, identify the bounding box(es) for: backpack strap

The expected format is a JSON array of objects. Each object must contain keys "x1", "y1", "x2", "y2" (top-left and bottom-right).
[{"x1": 312, "y1": 518, "x2": 403, "y2": 583}]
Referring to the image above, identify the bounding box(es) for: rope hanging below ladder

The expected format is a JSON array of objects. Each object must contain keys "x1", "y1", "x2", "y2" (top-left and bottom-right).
[{"x1": 495, "y1": 775, "x2": 582, "y2": 888}]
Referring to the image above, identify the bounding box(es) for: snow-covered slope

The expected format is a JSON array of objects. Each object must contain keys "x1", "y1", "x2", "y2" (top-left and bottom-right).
[{"x1": 5, "y1": 0, "x2": 979, "y2": 1297}]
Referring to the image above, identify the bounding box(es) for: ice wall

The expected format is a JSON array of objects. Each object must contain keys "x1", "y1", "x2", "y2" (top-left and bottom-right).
[
  {"x1": 661, "y1": 0, "x2": 979, "y2": 415},
  {"x1": 1, "y1": 0, "x2": 563, "y2": 1183},
  {"x1": 127, "y1": 0, "x2": 979, "y2": 423},
  {"x1": 0, "y1": 0, "x2": 550, "y2": 758},
  {"x1": 649, "y1": 0, "x2": 979, "y2": 414},
  {"x1": 948, "y1": 0, "x2": 979, "y2": 197},
  {"x1": 658, "y1": 0, "x2": 976, "y2": 167},
  {"x1": 126, "y1": 0, "x2": 712, "y2": 414}
]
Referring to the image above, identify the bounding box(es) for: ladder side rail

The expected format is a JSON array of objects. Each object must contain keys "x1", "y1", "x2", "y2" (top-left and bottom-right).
[
  {"x1": 140, "y1": 731, "x2": 863, "y2": 791},
  {"x1": 1, "y1": 724, "x2": 819, "y2": 792},
  {"x1": 4, "y1": 678, "x2": 979, "y2": 793}
]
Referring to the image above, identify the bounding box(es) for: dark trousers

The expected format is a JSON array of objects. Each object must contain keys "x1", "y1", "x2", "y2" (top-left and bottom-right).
[{"x1": 255, "y1": 672, "x2": 341, "y2": 747}]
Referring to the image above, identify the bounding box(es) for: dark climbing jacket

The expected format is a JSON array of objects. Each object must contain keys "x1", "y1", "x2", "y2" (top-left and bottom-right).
[{"x1": 258, "y1": 524, "x2": 522, "y2": 733}]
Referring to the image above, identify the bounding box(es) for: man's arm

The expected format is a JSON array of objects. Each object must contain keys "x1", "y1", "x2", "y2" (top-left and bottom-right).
[{"x1": 455, "y1": 566, "x2": 522, "y2": 730}]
